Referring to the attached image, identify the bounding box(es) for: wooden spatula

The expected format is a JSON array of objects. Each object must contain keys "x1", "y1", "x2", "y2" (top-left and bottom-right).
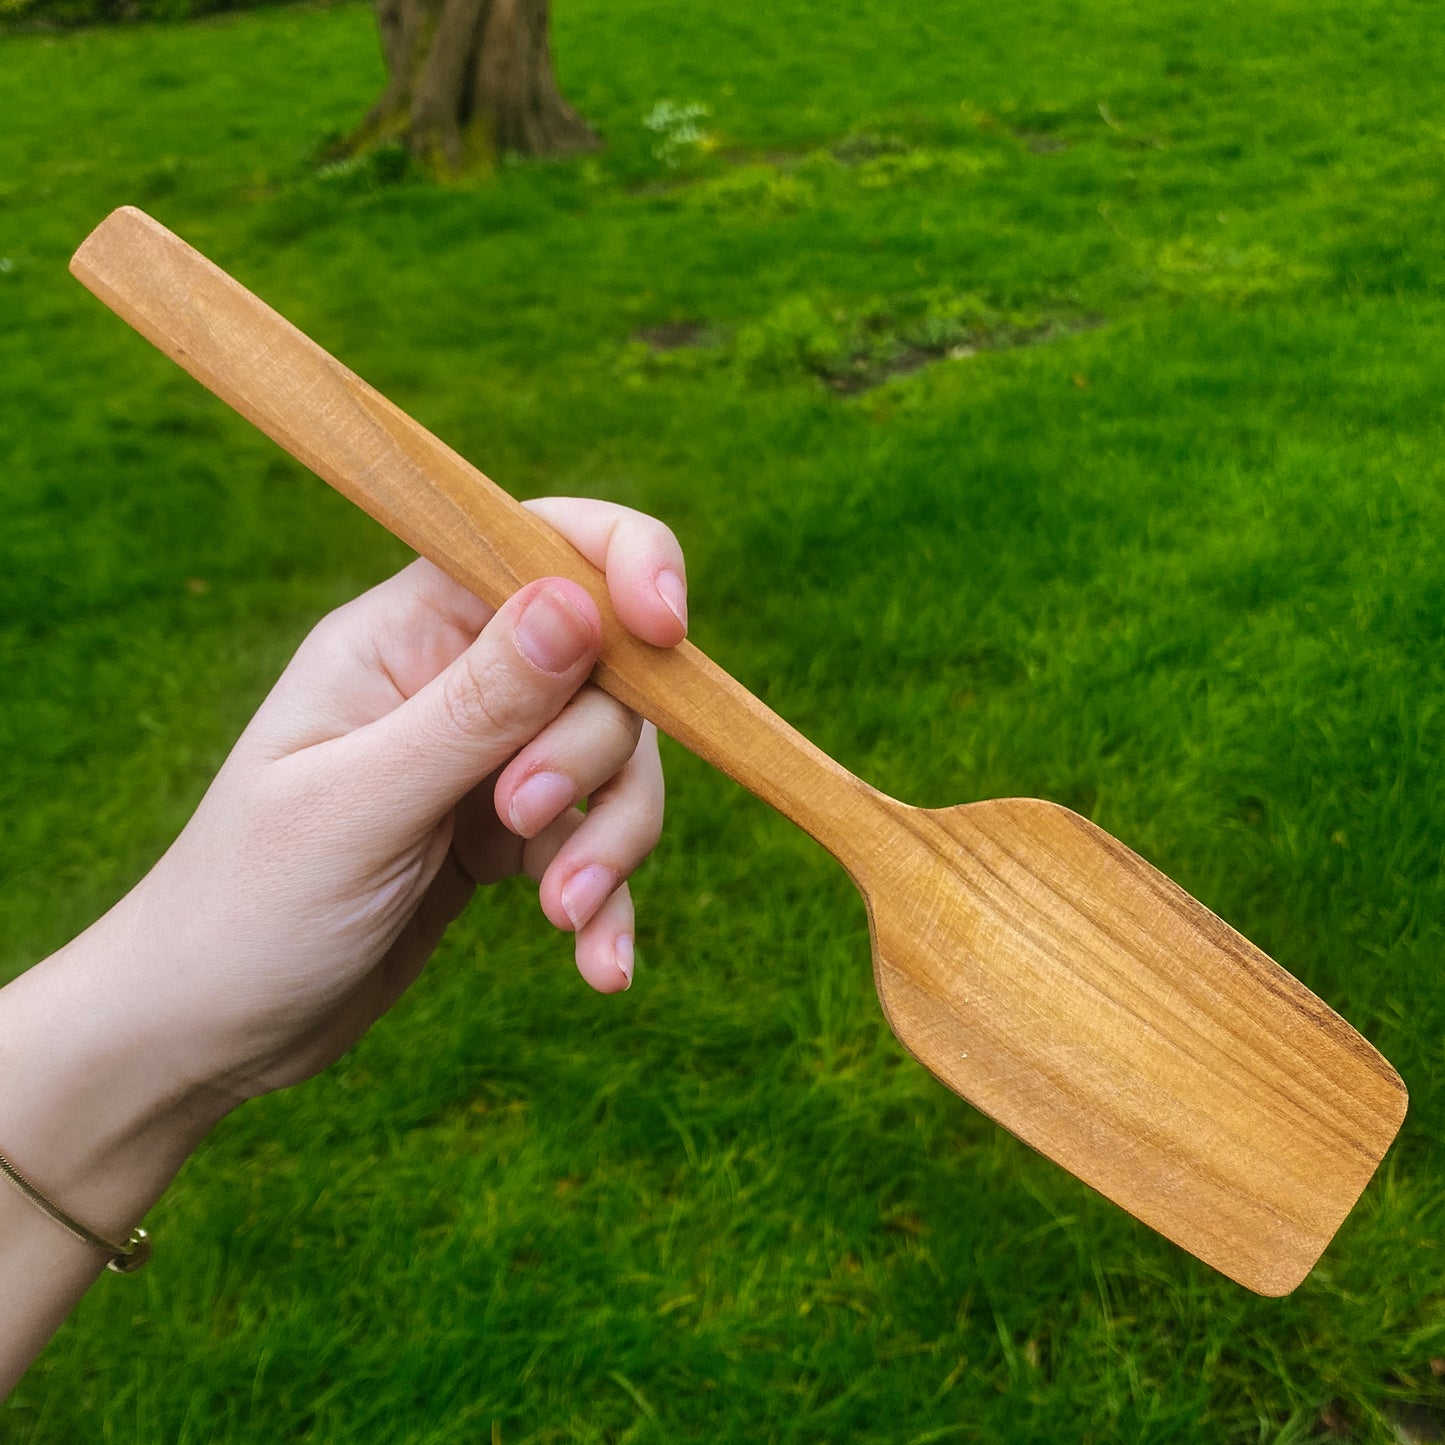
[{"x1": 71, "y1": 206, "x2": 1406, "y2": 1296}]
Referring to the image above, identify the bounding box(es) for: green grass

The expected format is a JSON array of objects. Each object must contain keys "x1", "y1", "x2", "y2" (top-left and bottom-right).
[{"x1": 3, "y1": 0, "x2": 1445, "y2": 1439}]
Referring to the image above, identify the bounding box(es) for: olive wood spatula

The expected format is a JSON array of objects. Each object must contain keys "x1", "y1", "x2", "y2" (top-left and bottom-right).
[{"x1": 71, "y1": 206, "x2": 1407, "y2": 1297}]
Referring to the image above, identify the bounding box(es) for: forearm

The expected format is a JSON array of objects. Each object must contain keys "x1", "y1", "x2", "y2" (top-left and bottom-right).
[{"x1": 0, "y1": 897, "x2": 229, "y2": 1396}]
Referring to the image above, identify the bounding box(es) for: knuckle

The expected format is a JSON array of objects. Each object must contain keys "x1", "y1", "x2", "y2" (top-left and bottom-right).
[
  {"x1": 637, "y1": 515, "x2": 683, "y2": 565},
  {"x1": 603, "y1": 698, "x2": 645, "y2": 758},
  {"x1": 307, "y1": 604, "x2": 349, "y2": 642},
  {"x1": 613, "y1": 770, "x2": 665, "y2": 853},
  {"x1": 638, "y1": 795, "x2": 666, "y2": 851},
  {"x1": 296, "y1": 610, "x2": 350, "y2": 665},
  {"x1": 439, "y1": 652, "x2": 515, "y2": 739},
  {"x1": 566, "y1": 689, "x2": 642, "y2": 769},
  {"x1": 641, "y1": 760, "x2": 667, "y2": 838}
]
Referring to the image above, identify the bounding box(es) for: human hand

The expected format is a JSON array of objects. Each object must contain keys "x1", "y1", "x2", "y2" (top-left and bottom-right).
[
  {"x1": 0, "y1": 496, "x2": 686, "y2": 1380},
  {"x1": 110, "y1": 496, "x2": 687, "y2": 1111}
]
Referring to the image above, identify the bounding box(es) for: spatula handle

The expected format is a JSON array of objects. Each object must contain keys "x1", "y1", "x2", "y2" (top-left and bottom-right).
[{"x1": 71, "y1": 208, "x2": 878, "y2": 863}]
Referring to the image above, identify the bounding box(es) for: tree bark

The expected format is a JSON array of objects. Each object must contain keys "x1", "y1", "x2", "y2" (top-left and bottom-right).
[{"x1": 356, "y1": 0, "x2": 597, "y2": 172}]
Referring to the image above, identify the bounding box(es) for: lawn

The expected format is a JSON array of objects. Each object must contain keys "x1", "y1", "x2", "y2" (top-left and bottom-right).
[{"x1": 2, "y1": 0, "x2": 1444, "y2": 1439}]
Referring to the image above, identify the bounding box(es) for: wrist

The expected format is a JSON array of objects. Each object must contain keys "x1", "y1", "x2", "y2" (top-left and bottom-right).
[{"x1": 0, "y1": 900, "x2": 231, "y2": 1249}]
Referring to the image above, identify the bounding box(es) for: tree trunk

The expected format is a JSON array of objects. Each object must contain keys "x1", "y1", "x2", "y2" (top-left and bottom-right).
[{"x1": 356, "y1": 0, "x2": 597, "y2": 172}]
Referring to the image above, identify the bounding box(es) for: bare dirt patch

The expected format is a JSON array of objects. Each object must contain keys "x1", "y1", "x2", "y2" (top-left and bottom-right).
[{"x1": 633, "y1": 321, "x2": 711, "y2": 352}]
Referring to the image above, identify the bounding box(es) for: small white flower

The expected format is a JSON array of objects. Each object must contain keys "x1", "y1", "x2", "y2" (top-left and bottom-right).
[{"x1": 642, "y1": 100, "x2": 713, "y2": 166}]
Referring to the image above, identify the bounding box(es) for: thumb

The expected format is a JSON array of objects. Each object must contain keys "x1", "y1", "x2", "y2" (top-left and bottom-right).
[{"x1": 339, "y1": 578, "x2": 601, "y2": 827}]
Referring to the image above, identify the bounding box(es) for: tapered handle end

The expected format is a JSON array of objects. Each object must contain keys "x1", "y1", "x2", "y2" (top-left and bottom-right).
[
  {"x1": 71, "y1": 205, "x2": 153, "y2": 286},
  {"x1": 69, "y1": 205, "x2": 587, "y2": 612}
]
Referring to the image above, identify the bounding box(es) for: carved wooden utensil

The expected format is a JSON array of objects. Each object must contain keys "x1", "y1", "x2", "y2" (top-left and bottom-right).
[{"x1": 72, "y1": 206, "x2": 1407, "y2": 1296}]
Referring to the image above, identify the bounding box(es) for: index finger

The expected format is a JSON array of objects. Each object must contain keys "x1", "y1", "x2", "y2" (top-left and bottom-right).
[{"x1": 523, "y1": 496, "x2": 688, "y2": 648}]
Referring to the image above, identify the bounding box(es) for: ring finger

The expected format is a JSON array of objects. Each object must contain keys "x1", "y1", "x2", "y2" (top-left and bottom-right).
[
  {"x1": 521, "y1": 808, "x2": 638, "y2": 993},
  {"x1": 532, "y1": 723, "x2": 664, "y2": 935}
]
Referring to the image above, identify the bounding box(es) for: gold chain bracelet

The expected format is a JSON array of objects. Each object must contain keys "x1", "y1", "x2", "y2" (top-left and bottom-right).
[{"x1": 0, "y1": 1148, "x2": 151, "y2": 1274}]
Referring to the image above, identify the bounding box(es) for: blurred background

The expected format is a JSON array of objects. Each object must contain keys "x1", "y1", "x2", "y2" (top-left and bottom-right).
[{"x1": 2, "y1": 0, "x2": 1443, "y2": 1439}]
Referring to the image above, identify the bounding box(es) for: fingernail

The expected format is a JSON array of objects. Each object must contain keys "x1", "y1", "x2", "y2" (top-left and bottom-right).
[
  {"x1": 655, "y1": 568, "x2": 688, "y2": 632},
  {"x1": 507, "y1": 771, "x2": 574, "y2": 837},
  {"x1": 515, "y1": 586, "x2": 594, "y2": 673},
  {"x1": 561, "y1": 865, "x2": 617, "y2": 930},
  {"x1": 615, "y1": 934, "x2": 634, "y2": 989}
]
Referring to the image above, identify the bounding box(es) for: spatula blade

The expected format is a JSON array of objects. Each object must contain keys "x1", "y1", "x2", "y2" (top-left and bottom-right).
[{"x1": 866, "y1": 796, "x2": 1406, "y2": 1295}]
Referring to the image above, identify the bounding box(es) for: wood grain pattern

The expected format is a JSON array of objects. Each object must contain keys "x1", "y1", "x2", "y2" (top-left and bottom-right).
[{"x1": 71, "y1": 206, "x2": 1407, "y2": 1295}]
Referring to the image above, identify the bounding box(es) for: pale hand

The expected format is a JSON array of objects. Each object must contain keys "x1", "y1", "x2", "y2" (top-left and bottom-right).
[
  {"x1": 0, "y1": 496, "x2": 686, "y2": 1390},
  {"x1": 112, "y1": 497, "x2": 686, "y2": 1107}
]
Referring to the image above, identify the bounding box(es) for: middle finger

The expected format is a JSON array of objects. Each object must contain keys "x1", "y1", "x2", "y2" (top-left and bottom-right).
[{"x1": 495, "y1": 684, "x2": 644, "y2": 839}]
